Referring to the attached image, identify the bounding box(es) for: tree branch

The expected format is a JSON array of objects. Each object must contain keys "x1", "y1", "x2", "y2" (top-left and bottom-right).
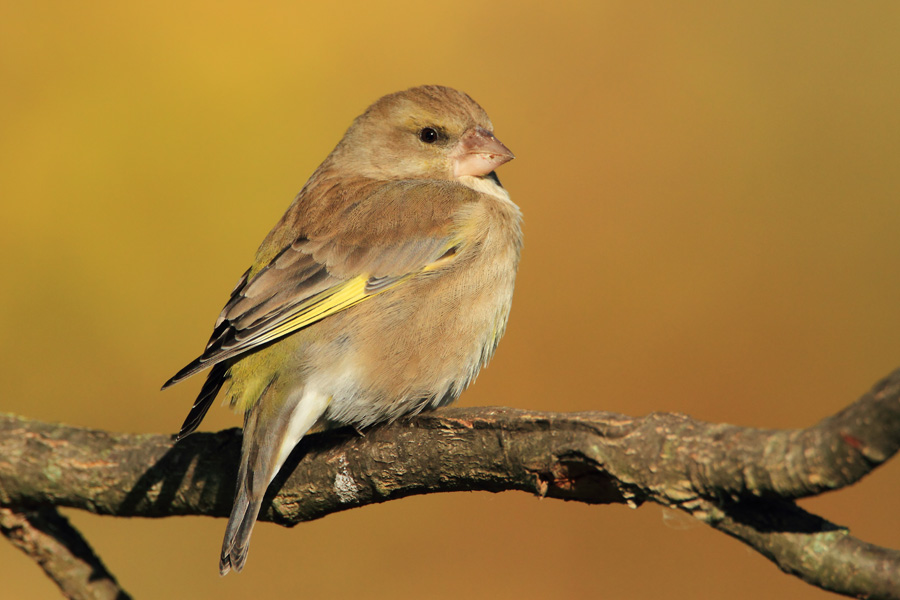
[
  {"x1": 1, "y1": 368, "x2": 899, "y2": 599},
  {"x1": 0, "y1": 506, "x2": 130, "y2": 600}
]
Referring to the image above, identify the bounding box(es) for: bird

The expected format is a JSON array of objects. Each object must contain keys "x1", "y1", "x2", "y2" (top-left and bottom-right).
[{"x1": 162, "y1": 85, "x2": 522, "y2": 575}]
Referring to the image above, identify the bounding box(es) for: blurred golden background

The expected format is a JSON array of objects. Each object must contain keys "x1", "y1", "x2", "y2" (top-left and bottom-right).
[{"x1": 2, "y1": 2, "x2": 899, "y2": 598}]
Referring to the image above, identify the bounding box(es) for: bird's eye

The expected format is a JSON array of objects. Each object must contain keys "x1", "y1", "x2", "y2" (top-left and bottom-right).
[{"x1": 419, "y1": 127, "x2": 438, "y2": 144}]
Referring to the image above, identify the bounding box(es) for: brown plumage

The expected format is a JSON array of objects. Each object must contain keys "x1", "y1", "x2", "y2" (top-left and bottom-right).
[{"x1": 163, "y1": 85, "x2": 522, "y2": 574}]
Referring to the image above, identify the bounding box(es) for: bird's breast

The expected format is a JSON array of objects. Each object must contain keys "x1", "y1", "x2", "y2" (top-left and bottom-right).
[{"x1": 315, "y1": 188, "x2": 522, "y2": 428}]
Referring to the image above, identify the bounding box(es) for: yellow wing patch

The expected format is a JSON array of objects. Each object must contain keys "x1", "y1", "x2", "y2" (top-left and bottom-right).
[
  {"x1": 250, "y1": 274, "x2": 408, "y2": 346},
  {"x1": 252, "y1": 237, "x2": 464, "y2": 346}
]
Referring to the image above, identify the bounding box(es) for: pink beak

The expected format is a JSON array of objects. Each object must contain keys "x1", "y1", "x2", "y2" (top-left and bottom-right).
[{"x1": 452, "y1": 127, "x2": 515, "y2": 178}]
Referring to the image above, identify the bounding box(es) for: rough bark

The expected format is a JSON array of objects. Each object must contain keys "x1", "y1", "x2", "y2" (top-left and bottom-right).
[
  {"x1": 0, "y1": 506, "x2": 130, "y2": 600},
  {"x1": 1, "y1": 368, "x2": 899, "y2": 599}
]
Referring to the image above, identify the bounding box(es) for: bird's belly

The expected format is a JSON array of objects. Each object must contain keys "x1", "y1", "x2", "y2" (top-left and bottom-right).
[{"x1": 313, "y1": 257, "x2": 517, "y2": 428}]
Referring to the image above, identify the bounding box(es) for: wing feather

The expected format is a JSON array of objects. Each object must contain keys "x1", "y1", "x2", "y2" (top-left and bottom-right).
[{"x1": 162, "y1": 177, "x2": 479, "y2": 389}]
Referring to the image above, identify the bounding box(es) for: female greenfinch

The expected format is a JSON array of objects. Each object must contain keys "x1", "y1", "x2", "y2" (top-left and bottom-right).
[{"x1": 164, "y1": 85, "x2": 522, "y2": 574}]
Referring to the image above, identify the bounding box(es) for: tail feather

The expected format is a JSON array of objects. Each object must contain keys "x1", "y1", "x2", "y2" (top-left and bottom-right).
[
  {"x1": 219, "y1": 481, "x2": 261, "y2": 575},
  {"x1": 218, "y1": 387, "x2": 331, "y2": 575},
  {"x1": 219, "y1": 411, "x2": 261, "y2": 575}
]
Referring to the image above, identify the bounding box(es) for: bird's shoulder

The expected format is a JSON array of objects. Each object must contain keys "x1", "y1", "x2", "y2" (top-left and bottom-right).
[{"x1": 250, "y1": 173, "x2": 497, "y2": 273}]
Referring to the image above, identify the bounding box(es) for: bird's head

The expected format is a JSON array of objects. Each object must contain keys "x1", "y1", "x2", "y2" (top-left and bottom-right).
[{"x1": 334, "y1": 85, "x2": 514, "y2": 182}]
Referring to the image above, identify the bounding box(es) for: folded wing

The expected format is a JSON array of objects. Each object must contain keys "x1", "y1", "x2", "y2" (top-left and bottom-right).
[{"x1": 163, "y1": 178, "x2": 477, "y2": 390}]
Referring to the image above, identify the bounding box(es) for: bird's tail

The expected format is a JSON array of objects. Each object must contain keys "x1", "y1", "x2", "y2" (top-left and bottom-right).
[
  {"x1": 219, "y1": 386, "x2": 331, "y2": 575},
  {"x1": 219, "y1": 449, "x2": 262, "y2": 575}
]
